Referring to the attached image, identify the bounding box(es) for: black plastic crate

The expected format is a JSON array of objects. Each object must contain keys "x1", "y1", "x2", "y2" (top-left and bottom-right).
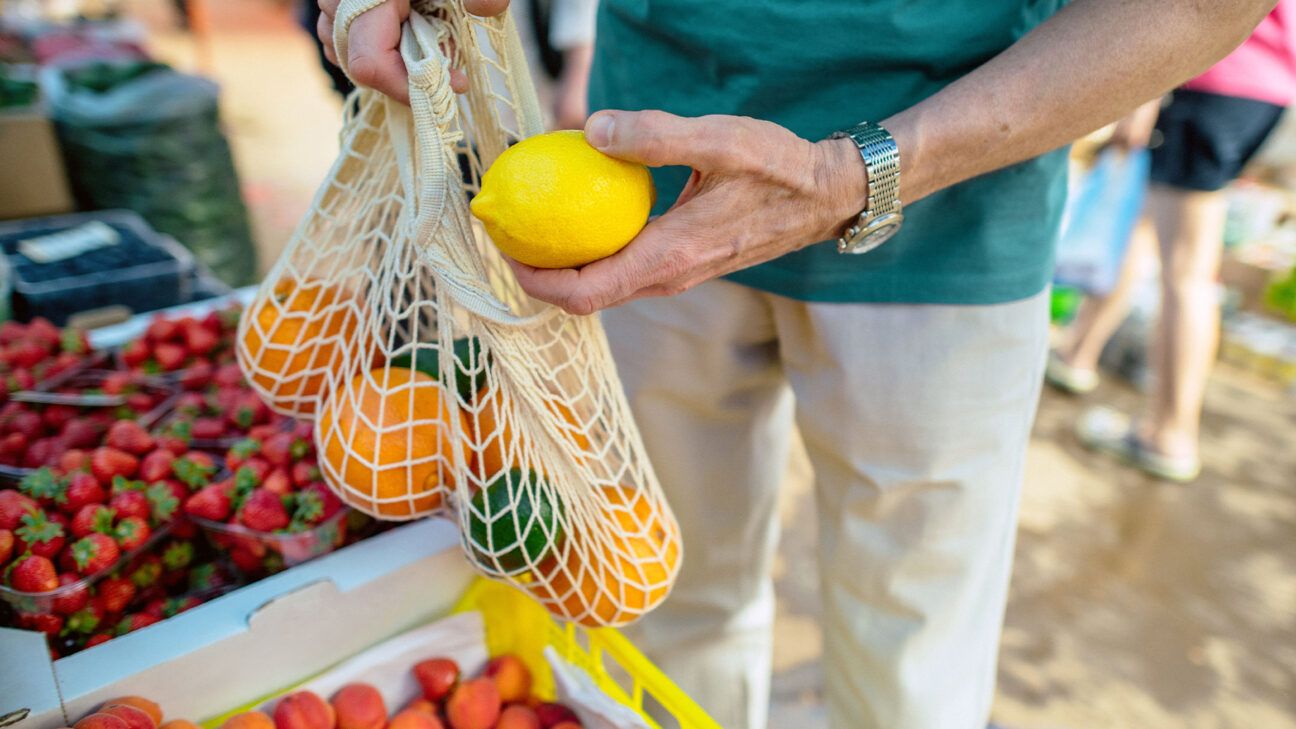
[{"x1": 0, "y1": 209, "x2": 194, "y2": 325}]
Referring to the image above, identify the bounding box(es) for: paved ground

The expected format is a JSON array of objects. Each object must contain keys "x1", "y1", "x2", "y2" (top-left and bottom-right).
[{"x1": 133, "y1": 3, "x2": 1296, "y2": 726}]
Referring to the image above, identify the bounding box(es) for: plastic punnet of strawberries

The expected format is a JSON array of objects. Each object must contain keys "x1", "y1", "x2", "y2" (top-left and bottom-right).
[
  {"x1": 184, "y1": 423, "x2": 348, "y2": 576},
  {"x1": 0, "y1": 317, "x2": 95, "y2": 399},
  {"x1": 0, "y1": 420, "x2": 229, "y2": 657},
  {"x1": 119, "y1": 306, "x2": 242, "y2": 378}
]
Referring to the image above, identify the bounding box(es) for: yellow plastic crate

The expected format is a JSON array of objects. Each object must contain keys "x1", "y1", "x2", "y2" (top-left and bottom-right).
[{"x1": 454, "y1": 578, "x2": 720, "y2": 729}]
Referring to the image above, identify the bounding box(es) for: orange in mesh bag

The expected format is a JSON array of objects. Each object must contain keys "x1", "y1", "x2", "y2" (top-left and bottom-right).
[{"x1": 235, "y1": 0, "x2": 680, "y2": 627}]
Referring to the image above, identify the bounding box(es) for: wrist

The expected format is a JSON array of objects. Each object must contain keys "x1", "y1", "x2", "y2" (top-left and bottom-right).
[{"x1": 818, "y1": 137, "x2": 871, "y2": 237}]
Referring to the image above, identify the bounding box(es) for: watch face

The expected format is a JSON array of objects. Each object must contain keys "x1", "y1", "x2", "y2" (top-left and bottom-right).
[{"x1": 842, "y1": 214, "x2": 902, "y2": 254}]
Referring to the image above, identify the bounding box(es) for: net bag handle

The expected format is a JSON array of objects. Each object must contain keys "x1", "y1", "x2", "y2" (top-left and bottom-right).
[{"x1": 332, "y1": 0, "x2": 563, "y2": 329}]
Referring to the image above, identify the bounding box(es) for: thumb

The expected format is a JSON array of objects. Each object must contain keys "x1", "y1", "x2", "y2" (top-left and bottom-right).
[{"x1": 584, "y1": 110, "x2": 736, "y2": 170}]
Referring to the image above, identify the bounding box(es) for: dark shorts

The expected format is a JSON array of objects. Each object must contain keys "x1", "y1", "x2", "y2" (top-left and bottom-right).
[{"x1": 1150, "y1": 89, "x2": 1286, "y2": 191}]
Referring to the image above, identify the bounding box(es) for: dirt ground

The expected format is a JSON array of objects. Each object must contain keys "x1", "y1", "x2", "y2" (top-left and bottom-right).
[{"x1": 132, "y1": 3, "x2": 1296, "y2": 726}]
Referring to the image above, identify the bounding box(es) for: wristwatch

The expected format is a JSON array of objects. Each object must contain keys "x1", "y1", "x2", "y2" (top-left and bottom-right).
[{"x1": 829, "y1": 121, "x2": 903, "y2": 254}]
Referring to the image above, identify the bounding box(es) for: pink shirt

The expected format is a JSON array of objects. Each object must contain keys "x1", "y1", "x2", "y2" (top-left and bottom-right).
[{"x1": 1184, "y1": 1, "x2": 1296, "y2": 107}]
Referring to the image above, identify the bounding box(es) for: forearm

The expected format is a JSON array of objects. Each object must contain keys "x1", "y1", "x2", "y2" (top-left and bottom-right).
[{"x1": 885, "y1": 0, "x2": 1275, "y2": 203}]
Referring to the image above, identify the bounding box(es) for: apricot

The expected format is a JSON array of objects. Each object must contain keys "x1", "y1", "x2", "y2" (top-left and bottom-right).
[
  {"x1": 103, "y1": 698, "x2": 162, "y2": 726},
  {"x1": 412, "y1": 658, "x2": 459, "y2": 702},
  {"x1": 483, "y1": 655, "x2": 531, "y2": 704},
  {"x1": 73, "y1": 714, "x2": 129, "y2": 729},
  {"x1": 331, "y1": 684, "x2": 386, "y2": 729},
  {"x1": 402, "y1": 699, "x2": 437, "y2": 716},
  {"x1": 220, "y1": 713, "x2": 275, "y2": 729},
  {"x1": 273, "y1": 691, "x2": 335, "y2": 729},
  {"x1": 495, "y1": 706, "x2": 540, "y2": 729},
  {"x1": 387, "y1": 710, "x2": 443, "y2": 729},
  {"x1": 99, "y1": 705, "x2": 157, "y2": 729},
  {"x1": 444, "y1": 679, "x2": 500, "y2": 729}
]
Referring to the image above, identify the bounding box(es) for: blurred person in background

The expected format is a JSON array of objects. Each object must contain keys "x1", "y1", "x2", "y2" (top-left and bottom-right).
[
  {"x1": 1050, "y1": 3, "x2": 1296, "y2": 482},
  {"x1": 325, "y1": 0, "x2": 1279, "y2": 727}
]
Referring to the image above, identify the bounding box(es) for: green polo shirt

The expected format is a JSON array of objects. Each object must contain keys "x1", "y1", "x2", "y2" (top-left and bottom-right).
[{"x1": 587, "y1": 0, "x2": 1070, "y2": 305}]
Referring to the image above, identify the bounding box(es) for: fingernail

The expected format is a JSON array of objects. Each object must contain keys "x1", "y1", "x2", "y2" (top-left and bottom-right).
[{"x1": 586, "y1": 114, "x2": 614, "y2": 149}]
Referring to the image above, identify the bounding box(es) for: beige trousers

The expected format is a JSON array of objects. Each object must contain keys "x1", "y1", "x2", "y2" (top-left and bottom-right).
[{"x1": 602, "y1": 280, "x2": 1050, "y2": 729}]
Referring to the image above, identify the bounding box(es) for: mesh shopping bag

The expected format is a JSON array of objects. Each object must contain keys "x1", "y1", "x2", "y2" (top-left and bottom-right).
[{"x1": 235, "y1": 0, "x2": 680, "y2": 627}]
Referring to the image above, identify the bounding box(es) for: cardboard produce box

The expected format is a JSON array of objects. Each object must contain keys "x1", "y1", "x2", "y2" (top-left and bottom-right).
[
  {"x1": 0, "y1": 518, "x2": 475, "y2": 729},
  {"x1": 0, "y1": 100, "x2": 75, "y2": 220}
]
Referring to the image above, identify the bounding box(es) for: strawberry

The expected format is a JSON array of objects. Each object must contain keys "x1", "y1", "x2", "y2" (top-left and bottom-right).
[
  {"x1": 291, "y1": 419, "x2": 314, "y2": 441},
  {"x1": 129, "y1": 554, "x2": 163, "y2": 589},
  {"x1": 122, "y1": 338, "x2": 153, "y2": 368},
  {"x1": 183, "y1": 325, "x2": 219, "y2": 357},
  {"x1": 61, "y1": 472, "x2": 106, "y2": 514},
  {"x1": 0, "y1": 528, "x2": 12, "y2": 564},
  {"x1": 109, "y1": 490, "x2": 150, "y2": 522},
  {"x1": 70, "y1": 504, "x2": 116, "y2": 538},
  {"x1": 114, "y1": 612, "x2": 160, "y2": 635},
  {"x1": 1, "y1": 432, "x2": 27, "y2": 456},
  {"x1": 238, "y1": 458, "x2": 271, "y2": 485},
  {"x1": 114, "y1": 516, "x2": 151, "y2": 551},
  {"x1": 9, "y1": 341, "x2": 47, "y2": 369},
  {"x1": 85, "y1": 632, "x2": 113, "y2": 648},
  {"x1": 91, "y1": 447, "x2": 139, "y2": 484},
  {"x1": 141, "y1": 597, "x2": 168, "y2": 619},
  {"x1": 184, "y1": 485, "x2": 231, "y2": 522},
  {"x1": 190, "y1": 417, "x2": 226, "y2": 440},
  {"x1": 229, "y1": 547, "x2": 263, "y2": 573},
  {"x1": 155, "y1": 421, "x2": 192, "y2": 455},
  {"x1": 51, "y1": 572, "x2": 89, "y2": 615},
  {"x1": 106, "y1": 421, "x2": 155, "y2": 456},
  {"x1": 153, "y1": 343, "x2": 187, "y2": 371},
  {"x1": 262, "y1": 468, "x2": 292, "y2": 496},
  {"x1": 59, "y1": 326, "x2": 90, "y2": 354},
  {"x1": 145, "y1": 482, "x2": 181, "y2": 524},
  {"x1": 9, "y1": 554, "x2": 58, "y2": 592},
  {"x1": 291, "y1": 460, "x2": 321, "y2": 487},
  {"x1": 18, "y1": 611, "x2": 63, "y2": 636},
  {"x1": 58, "y1": 448, "x2": 91, "y2": 474},
  {"x1": 0, "y1": 320, "x2": 25, "y2": 345},
  {"x1": 26, "y1": 318, "x2": 61, "y2": 349},
  {"x1": 15, "y1": 510, "x2": 65, "y2": 559},
  {"x1": 18, "y1": 468, "x2": 66, "y2": 508},
  {"x1": 178, "y1": 359, "x2": 214, "y2": 390},
  {"x1": 239, "y1": 488, "x2": 290, "y2": 532},
  {"x1": 22, "y1": 436, "x2": 66, "y2": 469},
  {"x1": 137, "y1": 449, "x2": 175, "y2": 483},
  {"x1": 146, "y1": 316, "x2": 180, "y2": 342},
  {"x1": 41, "y1": 404, "x2": 77, "y2": 432},
  {"x1": 8, "y1": 410, "x2": 42, "y2": 439},
  {"x1": 5, "y1": 369, "x2": 36, "y2": 392},
  {"x1": 165, "y1": 595, "x2": 201, "y2": 616},
  {"x1": 229, "y1": 393, "x2": 269, "y2": 430},
  {"x1": 225, "y1": 439, "x2": 260, "y2": 471},
  {"x1": 125, "y1": 392, "x2": 156, "y2": 413},
  {"x1": 0, "y1": 489, "x2": 39, "y2": 530},
  {"x1": 70, "y1": 533, "x2": 120, "y2": 575},
  {"x1": 161, "y1": 540, "x2": 194, "y2": 572},
  {"x1": 262, "y1": 433, "x2": 311, "y2": 467},
  {"x1": 61, "y1": 418, "x2": 103, "y2": 450},
  {"x1": 172, "y1": 455, "x2": 217, "y2": 489},
  {"x1": 98, "y1": 576, "x2": 137, "y2": 613},
  {"x1": 289, "y1": 490, "x2": 326, "y2": 527},
  {"x1": 214, "y1": 363, "x2": 244, "y2": 388},
  {"x1": 301, "y1": 482, "x2": 344, "y2": 520},
  {"x1": 64, "y1": 601, "x2": 104, "y2": 634}
]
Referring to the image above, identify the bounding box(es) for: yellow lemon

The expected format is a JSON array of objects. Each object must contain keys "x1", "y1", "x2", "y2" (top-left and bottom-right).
[{"x1": 470, "y1": 130, "x2": 655, "y2": 269}]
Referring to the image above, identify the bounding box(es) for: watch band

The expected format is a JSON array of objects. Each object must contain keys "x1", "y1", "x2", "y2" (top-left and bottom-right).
[{"x1": 829, "y1": 121, "x2": 902, "y2": 254}]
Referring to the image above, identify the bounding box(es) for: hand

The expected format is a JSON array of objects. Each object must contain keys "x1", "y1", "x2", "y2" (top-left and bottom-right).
[
  {"x1": 552, "y1": 44, "x2": 593, "y2": 130},
  {"x1": 509, "y1": 110, "x2": 870, "y2": 315},
  {"x1": 317, "y1": 0, "x2": 510, "y2": 102}
]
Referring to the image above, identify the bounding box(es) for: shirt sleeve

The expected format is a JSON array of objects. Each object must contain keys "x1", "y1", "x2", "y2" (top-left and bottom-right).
[{"x1": 549, "y1": 0, "x2": 598, "y2": 50}]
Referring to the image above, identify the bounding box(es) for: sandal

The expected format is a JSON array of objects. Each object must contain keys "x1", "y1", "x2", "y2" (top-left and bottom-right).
[
  {"x1": 1076, "y1": 406, "x2": 1201, "y2": 482},
  {"x1": 1045, "y1": 351, "x2": 1099, "y2": 395}
]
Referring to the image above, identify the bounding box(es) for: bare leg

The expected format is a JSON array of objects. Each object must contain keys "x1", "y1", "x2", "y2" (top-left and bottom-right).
[
  {"x1": 1139, "y1": 184, "x2": 1227, "y2": 459},
  {"x1": 1058, "y1": 216, "x2": 1159, "y2": 372}
]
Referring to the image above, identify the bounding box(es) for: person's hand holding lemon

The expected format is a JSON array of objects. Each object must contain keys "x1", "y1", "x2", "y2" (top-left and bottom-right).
[{"x1": 322, "y1": 0, "x2": 871, "y2": 316}]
